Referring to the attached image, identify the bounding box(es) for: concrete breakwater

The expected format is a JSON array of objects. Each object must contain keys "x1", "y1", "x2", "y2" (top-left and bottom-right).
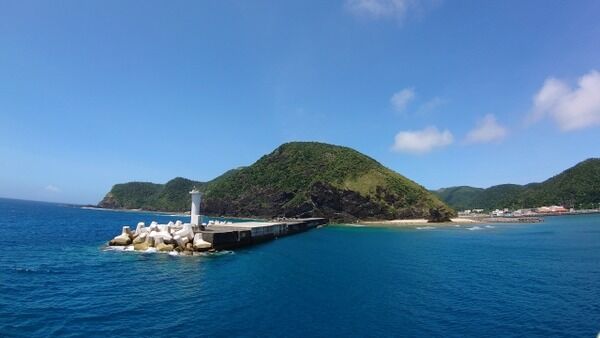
[
  {"x1": 107, "y1": 218, "x2": 328, "y2": 254},
  {"x1": 106, "y1": 189, "x2": 327, "y2": 254}
]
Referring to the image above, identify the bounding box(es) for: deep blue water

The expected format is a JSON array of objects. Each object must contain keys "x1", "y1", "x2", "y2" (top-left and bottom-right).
[{"x1": 1, "y1": 198, "x2": 599, "y2": 337}]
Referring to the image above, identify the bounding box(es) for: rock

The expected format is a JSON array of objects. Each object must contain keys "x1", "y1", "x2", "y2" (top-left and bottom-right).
[
  {"x1": 134, "y1": 242, "x2": 149, "y2": 251},
  {"x1": 154, "y1": 236, "x2": 174, "y2": 252},
  {"x1": 109, "y1": 226, "x2": 135, "y2": 246},
  {"x1": 174, "y1": 223, "x2": 194, "y2": 242},
  {"x1": 134, "y1": 222, "x2": 146, "y2": 236},
  {"x1": 148, "y1": 222, "x2": 158, "y2": 232},
  {"x1": 123, "y1": 226, "x2": 134, "y2": 239},
  {"x1": 168, "y1": 221, "x2": 183, "y2": 234},
  {"x1": 133, "y1": 232, "x2": 147, "y2": 244},
  {"x1": 427, "y1": 206, "x2": 454, "y2": 223},
  {"x1": 109, "y1": 234, "x2": 131, "y2": 246},
  {"x1": 145, "y1": 234, "x2": 155, "y2": 247},
  {"x1": 149, "y1": 227, "x2": 173, "y2": 243},
  {"x1": 156, "y1": 243, "x2": 174, "y2": 252},
  {"x1": 174, "y1": 235, "x2": 189, "y2": 248},
  {"x1": 193, "y1": 233, "x2": 212, "y2": 250}
]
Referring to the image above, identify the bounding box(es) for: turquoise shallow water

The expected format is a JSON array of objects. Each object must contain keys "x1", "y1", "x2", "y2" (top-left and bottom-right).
[{"x1": 1, "y1": 198, "x2": 599, "y2": 337}]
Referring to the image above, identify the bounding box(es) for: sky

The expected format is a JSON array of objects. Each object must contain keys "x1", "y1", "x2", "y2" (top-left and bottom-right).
[{"x1": 1, "y1": 0, "x2": 599, "y2": 204}]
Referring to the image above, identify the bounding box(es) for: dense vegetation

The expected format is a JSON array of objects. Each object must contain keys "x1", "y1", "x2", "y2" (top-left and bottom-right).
[
  {"x1": 99, "y1": 142, "x2": 454, "y2": 222},
  {"x1": 433, "y1": 158, "x2": 600, "y2": 210},
  {"x1": 99, "y1": 178, "x2": 204, "y2": 211}
]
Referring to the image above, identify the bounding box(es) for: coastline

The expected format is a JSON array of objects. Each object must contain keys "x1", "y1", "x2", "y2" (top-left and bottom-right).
[
  {"x1": 82, "y1": 206, "x2": 189, "y2": 216},
  {"x1": 354, "y1": 216, "x2": 546, "y2": 228},
  {"x1": 88, "y1": 205, "x2": 551, "y2": 228},
  {"x1": 355, "y1": 217, "x2": 481, "y2": 228}
]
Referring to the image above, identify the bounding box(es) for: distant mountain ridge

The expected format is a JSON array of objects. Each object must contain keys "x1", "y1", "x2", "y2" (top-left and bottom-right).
[
  {"x1": 433, "y1": 158, "x2": 600, "y2": 210},
  {"x1": 99, "y1": 142, "x2": 454, "y2": 222}
]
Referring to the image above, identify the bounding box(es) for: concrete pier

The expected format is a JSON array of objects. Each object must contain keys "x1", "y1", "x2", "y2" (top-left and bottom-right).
[
  {"x1": 198, "y1": 218, "x2": 328, "y2": 250},
  {"x1": 108, "y1": 217, "x2": 328, "y2": 253}
]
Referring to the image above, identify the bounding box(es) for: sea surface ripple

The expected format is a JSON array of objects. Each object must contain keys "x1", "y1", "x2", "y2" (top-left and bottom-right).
[{"x1": 1, "y1": 198, "x2": 599, "y2": 337}]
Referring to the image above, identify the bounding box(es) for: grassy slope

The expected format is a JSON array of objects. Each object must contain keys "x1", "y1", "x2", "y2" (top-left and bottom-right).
[
  {"x1": 202, "y1": 142, "x2": 452, "y2": 221},
  {"x1": 100, "y1": 142, "x2": 454, "y2": 221},
  {"x1": 433, "y1": 158, "x2": 600, "y2": 210},
  {"x1": 99, "y1": 178, "x2": 204, "y2": 211}
]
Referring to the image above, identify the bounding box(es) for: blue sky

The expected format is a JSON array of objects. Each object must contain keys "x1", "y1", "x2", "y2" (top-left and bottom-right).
[{"x1": 1, "y1": 0, "x2": 599, "y2": 204}]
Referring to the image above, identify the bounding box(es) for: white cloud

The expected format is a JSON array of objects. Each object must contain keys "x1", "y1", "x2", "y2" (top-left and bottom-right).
[
  {"x1": 45, "y1": 185, "x2": 60, "y2": 193},
  {"x1": 392, "y1": 126, "x2": 453, "y2": 154},
  {"x1": 529, "y1": 70, "x2": 600, "y2": 131},
  {"x1": 345, "y1": 0, "x2": 435, "y2": 21},
  {"x1": 466, "y1": 114, "x2": 508, "y2": 143},
  {"x1": 390, "y1": 88, "x2": 415, "y2": 112}
]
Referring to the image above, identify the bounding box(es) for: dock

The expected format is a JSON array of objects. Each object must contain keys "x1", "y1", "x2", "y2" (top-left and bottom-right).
[{"x1": 196, "y1": 218, "x2": 328, "y2": 250}]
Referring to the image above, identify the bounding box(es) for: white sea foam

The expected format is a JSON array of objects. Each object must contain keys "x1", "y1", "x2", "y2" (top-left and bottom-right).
[
  {"x1": 103, "y1": 246, "x2": 126, "y2": 251},
  {"x1": 416, "y1": 226, "x2": 436, "y2": 230},
  {"x1": 467, "y1": 226, "x2": 482, "y2": 231},
  {"x1": 104, "y1": 245, "x2": 235, "y2": 257},
  {"x1": 485, "y1": 225, "x2": 495, "y2": 229}
]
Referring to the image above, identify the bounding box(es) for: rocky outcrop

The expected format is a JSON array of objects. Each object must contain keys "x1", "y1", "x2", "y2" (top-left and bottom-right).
[
  {"x1": 107, "y1": 221, "x2": 212, "y2": 253},
  {"x1": 203, "y1": 181, "x2": 453, "y2": 223},
  {"x1": 98, "y1": 193, "x2": 120, "y2": 209},
  {"x1": 193, "y1": 233, "x2": 211, "y2": 250},
  {"x1": 427, "y1": 206, "x2": 454, "y2": 223},
  {"x1": 109, "y1": 226, "x2": 134, "y2": 246}
]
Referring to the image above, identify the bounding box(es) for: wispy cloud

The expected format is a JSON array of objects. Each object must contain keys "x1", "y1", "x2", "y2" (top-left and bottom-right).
[
  {"x1": 390, "y1": 88, "x2": 415, "y2": 112},
  {"x1": 415, "y1": 96, "x2": 445, "y2": 115},
  {"x1": 392, "y1": 126, "x2": 453, "y2": 154},
  {"x1": 345, "y1": 0, "x2": 439, "y2": 22},
  {"x1": 528, "y1": 70, "x2": 600, "y2": 131},
  {"x1": 466, "y1": 114, "x2": 508, "y2": 144},
  {"x1": 45, "y1": 185, "x2": 60, "y2": 193}
]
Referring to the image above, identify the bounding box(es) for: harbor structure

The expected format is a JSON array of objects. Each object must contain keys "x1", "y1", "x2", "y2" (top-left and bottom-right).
[
  {"x1": 190, "y1": 188, "x2": 202, "y2": 225},
  {"x1": 108, "y1": 191, "x2": 327, "y2": 253}
]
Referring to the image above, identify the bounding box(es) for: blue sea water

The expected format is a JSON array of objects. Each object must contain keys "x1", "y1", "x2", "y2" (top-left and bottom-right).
[{"x1": 0, "y1": 198, "x2": 599, "y2": 337}]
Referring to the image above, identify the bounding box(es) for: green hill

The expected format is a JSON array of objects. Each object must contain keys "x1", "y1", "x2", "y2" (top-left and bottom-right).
[
  {"x1": 99, "y1": 178, "x2": 204, "y2": 211},
  {"x1": 433, "y1": 186, "x2": 484, "y2": 211},
  {"x1": 99, "y1": 142, "x2": 454, "y2": 222},
  {"x1": 433, "y1": 158, "x2": 600, "y2": 210}
]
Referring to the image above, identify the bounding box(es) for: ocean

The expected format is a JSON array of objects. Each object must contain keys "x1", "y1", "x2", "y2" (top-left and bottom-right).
[{"x1": 0, "y1": 198, "x2": 599, "y2": 337}]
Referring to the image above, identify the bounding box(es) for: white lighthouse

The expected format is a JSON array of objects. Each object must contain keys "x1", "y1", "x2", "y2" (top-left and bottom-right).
[{"x1": 190, "y1": 188, "x2": 202, "y2": 225}]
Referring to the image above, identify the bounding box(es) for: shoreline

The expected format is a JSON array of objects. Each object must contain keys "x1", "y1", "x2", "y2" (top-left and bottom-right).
[
  {"x1": 82, "y1": 206, "x2": 189, "y2": 216},
  {"x1": 356, "y1": 217, "x2": 481, "y2": 228},
  {"x1": 88, "y1": 205, "x2": 599, "y2": 229},
  {"x1": 354, "y1": 216, "x2": 545, "y2": 228}
]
